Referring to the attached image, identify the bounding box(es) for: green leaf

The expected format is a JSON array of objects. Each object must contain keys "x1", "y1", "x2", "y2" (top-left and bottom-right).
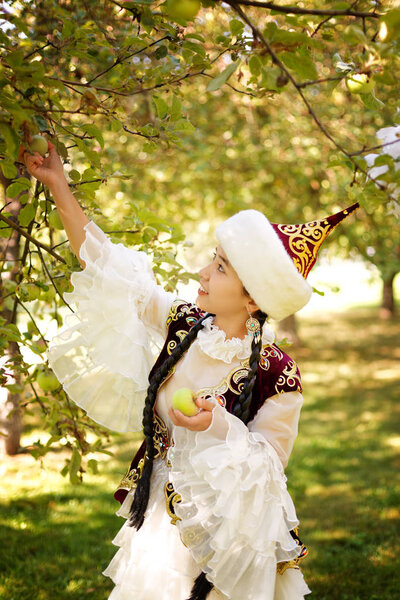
[
  {"x1": 152, "y1": 95, "x2": 169, "y2": 120},
  {"x1": 280, "y1": 51, "x2": 318, "y2": 81},
  {"x1": 61, "y1": 20, "x2": 75, "y2": 39},
  {"x1": 360, "y1": 91, "x2": 385, "y2": 110},
  {"x1": 69, "y1": 448, "x2": 81, "y2": 485},
  {"x1": 18, "y1": 202, "x2": 36, "y2": 226},
  {"x1": 87, "y1": 459, "x2": 98, "y2": 474},
  {"x1": 182, "y1": 40, "x2": 206, "y2": 57},
  {"x1": 170, "y1": 94, "x2": 182, "y2": 121},
  {"x1": 1, "y1": 161, "x2": 18, "y2": 179},
  {"x1": 81, "y1": 123, "x2": 105, "y2": 149},
  {"x1": 5, "y1": 48, "x2": 24, "y2": 68},
  {"x1": 206, "y1": 59, "x2": 241, "y2": 92},
  {"x1": 0, "y1": 325, "x2": 22, "y2": 342},
  {"x1": 68, "y1": 169, "x2": 81, "y2": 182},
  {"x1": 0, "y1": 123, "x2": 20, "y2": 159},
  {"x1": 154, "y1": 45, "x2": 168, "y2": 60},
  {"x1": 170, "y1": 118, "x2": 196, "y2": 132},
  {"x1": 312, "y1": 286, "x2": 325, "y2": 296},
  {"x1": 229, "y1": 19, "x2": 244, "y2": 36},
  {"x1": 249, "y1": 55, "x2": 262, "y2": 77},
  {"x1": 184, "y1": 33, "x2": 206, "y2": 43},
  {"x1": 6, "y1": 180, "x2": 30, "y2": 199}
]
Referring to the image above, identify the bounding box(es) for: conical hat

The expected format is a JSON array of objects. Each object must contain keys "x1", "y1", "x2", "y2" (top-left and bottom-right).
[{"x1": 215, "y1": 202, "x2": 360, "y2": 321}]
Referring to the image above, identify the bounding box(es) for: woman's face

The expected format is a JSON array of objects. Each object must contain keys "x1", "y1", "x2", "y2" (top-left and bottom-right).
[{"x1": 196, "y1": 245, "x2": 253, "y2": 319}]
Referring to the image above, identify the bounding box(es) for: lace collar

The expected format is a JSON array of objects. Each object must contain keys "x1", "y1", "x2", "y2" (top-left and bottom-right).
[{"x1": 196, "y1": 315, "x2": 276, "y2": 364}]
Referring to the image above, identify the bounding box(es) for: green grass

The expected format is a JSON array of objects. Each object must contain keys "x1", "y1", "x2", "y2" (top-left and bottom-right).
[{"x1": 1, "y1": 306, "x2": 399, "y2": 599}]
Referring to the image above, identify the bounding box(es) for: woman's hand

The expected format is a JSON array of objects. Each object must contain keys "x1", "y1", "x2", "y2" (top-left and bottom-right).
[
  {"x1": 168, "y1": 397, "x2": 216, "y2": 432},
  {"x1": 18, "y1": 136, "x2": 67, "y2": 189}
]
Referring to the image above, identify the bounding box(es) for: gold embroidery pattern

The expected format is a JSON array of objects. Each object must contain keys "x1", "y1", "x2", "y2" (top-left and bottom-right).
[
  {"x1": 153, "y1": 411, "x2": 171, "y2": 460},
  {"x1": 164, "y1": 482, "x2": 182, "y2": 525},
  {"x1": 259, "y1": 345, "x2": 284, "y2": 371},
  {"x1": 276, "y1": 526, "x2": 309, "y2": 575},
  {"x1": 115, "y1": 412, "x2": 171, "y2": 494},
  {"x1": 117, "y1": 457, "x2": 145, "y2": 492},
  {"x1": 277, "y1": 221, "x2": 333, "y2": 278},
  {"x1": 166, "y1": 299, "x2": 200, "y2": 327},
  {"x1": 195, "y1": 358, "x2": 251, "y2": 406},
  {"x1": 275, "y1": 360, "x2": 302, "y2": 394}
]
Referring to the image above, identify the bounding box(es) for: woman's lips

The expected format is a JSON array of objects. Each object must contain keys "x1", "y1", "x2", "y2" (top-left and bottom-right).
[{"x1": 198, "y1": 284, "x2": 208, "y2": 295}]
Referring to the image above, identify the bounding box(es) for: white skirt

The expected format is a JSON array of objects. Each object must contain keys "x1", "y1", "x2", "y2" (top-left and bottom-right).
[{"x1": 103, "y1": 459, "x2": 312, "y2": 600}]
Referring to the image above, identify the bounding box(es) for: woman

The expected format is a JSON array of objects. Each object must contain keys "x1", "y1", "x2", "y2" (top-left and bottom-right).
[{"x1": 19, "y1": 138, "x2": 359, "y2": 599}]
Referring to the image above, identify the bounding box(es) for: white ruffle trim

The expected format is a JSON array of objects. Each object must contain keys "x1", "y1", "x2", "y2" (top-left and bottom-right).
[
  {"x1": 103, "y1": 459, "x2": 229, "y2": 600},
  {"x1": 45, "y1": 220, "x2": 157, "y2": 433},
  {"x1": 197, "y1": 315, "x2": 276, "y2": 364},
  {"x1": 103, "y1": 459, "x2": 311, "y2": 600},
  {"x1": 167, "y1": 403, "x2": 312, "y2": 599}
]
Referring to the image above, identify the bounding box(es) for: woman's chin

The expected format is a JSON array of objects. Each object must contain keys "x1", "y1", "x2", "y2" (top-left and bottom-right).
[{"x1": 196, "y1": 294, "x2": 209, "y2": 311}]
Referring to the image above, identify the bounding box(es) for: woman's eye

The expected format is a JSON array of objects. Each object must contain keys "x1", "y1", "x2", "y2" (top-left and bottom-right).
[{"x1": 212, "y1": 251, "x2": 224, "y2": 272}]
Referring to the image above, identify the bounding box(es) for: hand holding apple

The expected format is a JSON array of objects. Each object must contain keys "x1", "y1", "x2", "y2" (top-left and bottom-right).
[
  {"x1": 18, "y1": 136, "x2": 67, "y2": 188},
  {"x1": 169, "y1": 393, "x2": 216, "y2": 432},
  {"x1": 171, "y1": 387, "x2": 199, "y2": 416}
]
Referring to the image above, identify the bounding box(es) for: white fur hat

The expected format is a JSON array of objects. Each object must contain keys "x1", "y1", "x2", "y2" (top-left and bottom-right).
[{"x1": 215, "y1": 204, "x2": 360, "y2": 321}]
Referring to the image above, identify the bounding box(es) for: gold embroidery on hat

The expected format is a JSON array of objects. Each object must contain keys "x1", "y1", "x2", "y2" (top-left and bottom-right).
[{"x1": 277, "y1": 221, "x2": 332, "y2": 278}]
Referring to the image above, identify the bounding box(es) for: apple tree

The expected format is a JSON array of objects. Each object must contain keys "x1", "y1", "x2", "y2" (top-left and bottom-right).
[{"x1": 0, "y1": 0, "x2": 399, "y2": 474}]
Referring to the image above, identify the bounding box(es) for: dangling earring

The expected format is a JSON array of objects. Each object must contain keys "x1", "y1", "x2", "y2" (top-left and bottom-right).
[{"x1": 246, "y1": 310, "x2": 261, "y2": 343}]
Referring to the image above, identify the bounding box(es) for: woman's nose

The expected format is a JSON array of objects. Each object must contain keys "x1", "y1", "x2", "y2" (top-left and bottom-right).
[{"x1": 199, "y1": 264, "x2": 210, "y2": 280}]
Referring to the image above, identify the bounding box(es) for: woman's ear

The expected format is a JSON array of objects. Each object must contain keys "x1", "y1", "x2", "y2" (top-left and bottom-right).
[{"x1": 246, "y1": 298, "x2": 259, "y2": 315}]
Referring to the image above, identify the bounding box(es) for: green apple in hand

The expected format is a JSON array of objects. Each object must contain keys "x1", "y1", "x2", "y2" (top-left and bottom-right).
[
  {"x1": 171, "y1": 387, "x2": 199, "y2": 416},
  {"x1": 29, "y1": 134, "x2": 49, "y2": 156}
]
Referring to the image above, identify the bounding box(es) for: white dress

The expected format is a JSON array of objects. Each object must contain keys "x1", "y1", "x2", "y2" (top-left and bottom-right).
[{"x1": 46, "y1": 219, "x2": 312, "y2": 600}]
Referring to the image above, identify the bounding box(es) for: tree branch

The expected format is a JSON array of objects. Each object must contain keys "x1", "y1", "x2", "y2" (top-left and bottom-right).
[
  {"x1": 226, "y1": 1, "x2": 381, "y2": 18},
  {"x1": 224, "y1": 0, "x2": 391, "y2": 196},
  {"x1": 0, "y1": 213, "x2": 66, "y2": 264}
]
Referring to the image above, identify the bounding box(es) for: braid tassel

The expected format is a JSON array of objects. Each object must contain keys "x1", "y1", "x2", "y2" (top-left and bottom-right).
[{"x1": 186, "y1": 572, "x2": 214, "y2": 600}]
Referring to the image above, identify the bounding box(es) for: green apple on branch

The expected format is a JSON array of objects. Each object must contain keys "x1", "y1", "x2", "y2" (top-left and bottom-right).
[
  {"x1": 36, "y1": 366, "x2": 61, "y2": 392},
  {"x1": 345, "y1": 73, "x2": 375, "y2": 94},
  {"x1": 171, "y1": 387, "x2": 200, "y2": 416},
  {"x1": 163, "y1": 0, "x2": 201, "y2": 21}
]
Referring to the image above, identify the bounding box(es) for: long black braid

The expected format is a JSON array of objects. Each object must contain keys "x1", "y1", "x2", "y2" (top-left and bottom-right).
[
  {"x1": 188, "y1": 308, "x2": 268, "y2": 600},
  {"x1": 128, "y1": 312, "x2": 212, "y2": 531}
]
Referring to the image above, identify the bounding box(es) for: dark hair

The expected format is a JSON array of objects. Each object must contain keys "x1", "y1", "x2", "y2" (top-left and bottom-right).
[
  {"x1": 129, "y1": 300, "x2": 268, "y2": 600},
  {"x1": 128, "y1": 312, "x2": 212, "y2": 531}
]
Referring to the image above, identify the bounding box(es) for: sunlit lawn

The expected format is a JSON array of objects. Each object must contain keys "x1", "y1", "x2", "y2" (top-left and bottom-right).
[{"x1": 0, "y1": 306, "x2": 399, "y2": 599}]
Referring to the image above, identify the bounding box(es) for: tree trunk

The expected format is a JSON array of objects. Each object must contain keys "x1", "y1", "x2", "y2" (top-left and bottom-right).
[
  {"x1": 277, "y1": 313, "x2": 301, "y2": 346},
  {"x1": 379, "y1": 271, "x2": 397, "y2": 320},
  {"x1": 0, "y1": 173, "x2": 24, "y2": 455}
]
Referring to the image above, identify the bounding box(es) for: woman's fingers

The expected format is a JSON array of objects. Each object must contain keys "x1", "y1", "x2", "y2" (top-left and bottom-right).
[{"x1": 195, "y1": 397, "x2": 216, "y2": 412}]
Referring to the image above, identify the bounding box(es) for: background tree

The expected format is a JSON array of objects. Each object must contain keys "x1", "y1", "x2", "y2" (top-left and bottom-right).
[{"x1": 0, "y1": 0, "x2": 398, "y2": 469}]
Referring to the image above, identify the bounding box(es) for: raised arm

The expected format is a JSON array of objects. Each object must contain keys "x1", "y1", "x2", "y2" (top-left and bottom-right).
[
  {"x1": 19, "y1": 136, "x2": 177, "y2": 432},
  {"x1": 18, "y1": 137, "x2": 89, "y2": 268}
]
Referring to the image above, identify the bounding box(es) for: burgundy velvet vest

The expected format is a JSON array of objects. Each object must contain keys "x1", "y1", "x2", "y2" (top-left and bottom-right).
[{"x1": 114, "y1": 299, "x2": 302, "y2": 505}]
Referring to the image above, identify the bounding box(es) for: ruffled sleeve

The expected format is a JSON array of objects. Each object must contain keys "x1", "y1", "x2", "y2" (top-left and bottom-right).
[
  {"x1": 167, "y1": 400, "x2": 305, "y2": 599},
  {"x1": 46, "y1": 219, "x2": 176, "y2": 433},
  {"x1": 247, "y1": 390, "x2": 304, "y2": 469}
]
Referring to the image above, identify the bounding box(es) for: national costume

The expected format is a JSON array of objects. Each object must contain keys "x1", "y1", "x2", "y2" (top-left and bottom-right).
[{"x1": 46, "y1": 202, "x2": 359, "y2": 600}]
